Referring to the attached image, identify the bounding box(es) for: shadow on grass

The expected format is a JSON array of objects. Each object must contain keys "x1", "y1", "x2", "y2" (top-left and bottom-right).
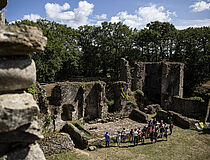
[{"x1": 199, "y1": 130, "x2": 210, "y2": 134}]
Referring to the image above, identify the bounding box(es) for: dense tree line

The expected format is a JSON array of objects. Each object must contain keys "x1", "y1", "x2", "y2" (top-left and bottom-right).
[{"x1": 14, "y1": 20, "x2": 210, "y2": 96}]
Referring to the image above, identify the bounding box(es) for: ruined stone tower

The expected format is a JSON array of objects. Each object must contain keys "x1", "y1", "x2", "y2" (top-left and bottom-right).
[{"x1": 133, "y1": 62, "x2": 184, "y2": 109}]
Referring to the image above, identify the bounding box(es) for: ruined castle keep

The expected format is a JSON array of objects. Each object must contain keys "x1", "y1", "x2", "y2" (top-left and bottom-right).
[
  {"x1": 133, "y1": 61, "x2": 184, "y2": 109},
  {"x1": 0, "y1": 1, "x2": 47, "y2": 159}
]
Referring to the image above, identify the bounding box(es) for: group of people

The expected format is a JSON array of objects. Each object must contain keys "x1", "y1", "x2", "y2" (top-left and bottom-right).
[{"x1": 104, "y1": 118, "x2": 174, "y2": 147}]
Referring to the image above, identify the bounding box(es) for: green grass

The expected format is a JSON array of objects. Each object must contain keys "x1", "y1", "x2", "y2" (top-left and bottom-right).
[
  {"x1": 46, "y1": 150, "x2": 88, "y2": 160},
  {"x1": 47, "y1": 126, "x2": 210, "y2": 160}
]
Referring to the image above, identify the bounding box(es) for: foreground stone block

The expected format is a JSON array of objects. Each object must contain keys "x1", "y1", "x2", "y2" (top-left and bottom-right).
[
  {"x1": 0, "y1": 92, "x2": 39, "y2": 132},
  {"x1": 61, "y1": 123, "x2": 88, "y2": 149},
  {"x1": 0, "y1": 143, "x2": 45, "y2": 160},
  {"x1": 0, "y1": 121, "x2": 43, "y2": 143},
  {"x1": 129, "y1": 109, "x2": 148, "y2": 123},
  {"x1": 39, "y1": 132, "x2": 74, "y2": 156},
  {"x1": 0, "y1": 25, "x2": 47, "y2": 56},
  {"x1": 0, "y1": 58, "x2": 36, "y2": 92}
]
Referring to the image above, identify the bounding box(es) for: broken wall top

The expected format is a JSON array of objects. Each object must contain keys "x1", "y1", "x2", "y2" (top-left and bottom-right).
[{"x1": 0, "y1": 25, "x2": 47, "y2": 56}]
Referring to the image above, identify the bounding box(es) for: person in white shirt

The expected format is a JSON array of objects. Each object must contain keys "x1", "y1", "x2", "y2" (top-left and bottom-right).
[{"x1": 133, "y1": 128, "x2": 138, "y2": 146}]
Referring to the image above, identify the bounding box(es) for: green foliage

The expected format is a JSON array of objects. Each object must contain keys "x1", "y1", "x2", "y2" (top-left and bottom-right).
[
  {"x1": 108, "y1": 99, "x2": 114, "y2": 107},
  {"x1": 13, "y1": 19, "x2": 210, "y2": 97},
  {"x1": 27, "y1": 83, "x2": 36, "y2": 96},
  {"x1": 127, "y1": 101, "x2": 137, "y2": 107},
  {"x1": 121, "y1": 88, "x2": 128, "y2": 99},
  {"x1": 134, "y1": 89, "x2": 144, "y2": 97},
  {"x1": 186, "y1": 97, "x2": 205, "y2": 102}
]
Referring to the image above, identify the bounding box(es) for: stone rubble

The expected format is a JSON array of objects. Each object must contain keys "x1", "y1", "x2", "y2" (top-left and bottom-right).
[{"x1": 0, "y1": 3, "x2": 47, "y2": 159}]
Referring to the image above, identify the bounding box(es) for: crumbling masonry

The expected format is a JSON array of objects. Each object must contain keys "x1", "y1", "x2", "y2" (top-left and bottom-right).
[
  {"x1": 0, "y1": 2, "x2": 47, "y2": 159},
  {"x1": 133, "y1": 62, "x2": 184, "y2": 109}
]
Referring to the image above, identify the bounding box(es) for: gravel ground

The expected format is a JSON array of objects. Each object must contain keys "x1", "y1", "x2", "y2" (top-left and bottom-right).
[{"x1": 84, "y1": 118, "x2": 147, "y2": 137}]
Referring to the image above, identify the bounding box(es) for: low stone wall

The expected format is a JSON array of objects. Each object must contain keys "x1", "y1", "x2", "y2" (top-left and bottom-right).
[
  {"x1": 171, "y1": 96, "x2": 207, "y2": 121},
  {"x1": 61, "y1": 123, "x2": 88, "y2": 149},
  {"x1": 129, "y1": 109, "x2": 148, "y2": 123},
  {"x1": 156, "y1": 110, "x2": 199, "y2": 129}
]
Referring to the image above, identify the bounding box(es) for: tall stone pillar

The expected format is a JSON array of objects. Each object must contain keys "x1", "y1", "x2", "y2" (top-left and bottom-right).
[
  {"x1": 119, "y1": 58, "x2": 132, "y2": 89},
  {"x1": 0, "y1": 12, "x2": 5, "y2": 25},
  {"x1": 0, "y1": 2, "x2": 47, "y2": 159}
]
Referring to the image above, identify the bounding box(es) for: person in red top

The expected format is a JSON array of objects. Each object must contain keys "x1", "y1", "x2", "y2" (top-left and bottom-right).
[
  {"x1": 121, "y1": 128, "x2": 127, "y2": 142},
  {"x1": 129, "y1": 128, "x2": 134, "y2": 142}
]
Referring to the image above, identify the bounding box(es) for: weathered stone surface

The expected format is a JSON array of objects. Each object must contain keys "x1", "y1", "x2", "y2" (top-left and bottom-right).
[
  {"x1": 0, "y1": 120, "x2": 43, "y2": 143},
  {"x1": 171, "y1": 111, "x2": 199, "y2": 129},
  {"x1": 161, "y1": 62, "x2": 184, "y2": 108},
  {"x1": 119, "y1": 58, "x2": 132, "y2": 88},
  {"x1": 61, "y1": 123, "x2": 88, "y2": 149},
  {"x1": 0, "y1": 25, "x2": 47, "y2": 56},
  {"x1": 88, "y1": 146, "x2": 96, "y2": 151},
  {"x1": 171, "y1": 96, "x2": 207, "y2": 120},
  {"x1": 0, "y1": 0, "x2": 7, "y2": 11},
  {"x1": 0, "y1": 13, "x2": 5, "y2": 25},
  {"x1": 133, "y1": 62, "x2": 184, "y2": 108},
  {"x1": 156, "y1": 110, "x2": 170, "y2": 123},
  {"x1": 112, "y1": 81, "x2": 129, "y2": 112},
  {"x1": 129, "y1": 109, "x2": 148, "y2": 123},
  {"x1": 156, "y1": 109, "x2": 199, "y2": 129},
  {"x1": 144, "y1": 104, "x2": 161, "y2": 114},
  {"x1": 40, "y1": 81, "x2": 107, "y2": 122},
  {"x1": 0, "y1": 92, "x2": 39, "y2": 132},
  {"x1": 39, "y1": 132, "x2": 74, "y2": 156},
  {"x1": 0, "y1": 143, "x2": 46, "y2": 160},
  {"x1": 35, "y1": 83, "x2": 49, "y2": 114},
  {"x1": 0, "y1": 58, "x2": 36, "y2": 92}
]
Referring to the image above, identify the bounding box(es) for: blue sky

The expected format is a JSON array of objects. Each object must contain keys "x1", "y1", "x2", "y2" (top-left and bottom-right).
[{"x1": 2, "y1": 0, "x2": 210, "y2": 29}]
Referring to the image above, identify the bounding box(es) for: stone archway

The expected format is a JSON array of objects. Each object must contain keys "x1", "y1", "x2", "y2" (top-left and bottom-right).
[{"x1": 61, "y1": 104, "x2": 75, "y2": 121}]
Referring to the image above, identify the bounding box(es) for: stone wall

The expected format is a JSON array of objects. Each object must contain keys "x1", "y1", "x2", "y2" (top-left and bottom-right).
[
  {"x1": 133, "y1": 62, "x2": 184, "y2": 108},
  {"x1": 112, "y1": 81, "x2": 128, "y2": 112},
  {"x1": 0, "y1": 12, "x2": 5, "y2": 25},
  {"x1": 171, "y1": 96, "x2": 208, "y2": 121},
  {"x1": 161, "y1": 62, "x2": 184, "y2": 108},
  {"x1": 119, "y1": 58, "x2": 132, "y2": 88},
  {"x1": 156, "y1": 110, "x2": 199, "y2": 129},
  {"x1": 40, "y1": 81, "x2": 108, "y2": 123},
  {"x1": 0, "y1": 2, "x2": 47, "y2": 159}
]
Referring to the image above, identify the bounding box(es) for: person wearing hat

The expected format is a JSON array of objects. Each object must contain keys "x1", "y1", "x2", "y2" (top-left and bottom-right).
[{"x1": 105, "y1": 131, "x2": 110, "y2": 147}]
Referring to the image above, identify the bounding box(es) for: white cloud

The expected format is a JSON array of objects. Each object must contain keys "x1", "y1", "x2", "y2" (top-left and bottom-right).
[
  {"x1": 95, "y1": 14, "x2": 107, "y2": 20},
  {"x1": 175, "y1": 18, "x2": 210, "y2": 30},
  {"x1": 23, "y1": 14, "x2": 42, "y2": 22},
  {"x1": 110, "y1": 4, "x2": 175, "y2": 29},
  {"x1": 45, "y1": 1, "x2": 94, "y2": 28},
  {"x1": 190, "y1": 1, "x2": 210, "y2": 12}
]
